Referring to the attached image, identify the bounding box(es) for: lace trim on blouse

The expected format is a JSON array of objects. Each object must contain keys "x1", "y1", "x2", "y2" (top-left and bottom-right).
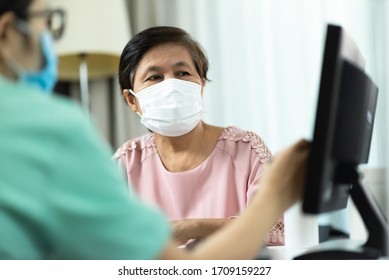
[
  {"x1": 114, "y1": 133, "x2": 155, "y2": 157},
  {"x1": 219, "y1": 126, "x2": 271, "y2": 164},
  {"x1": 265, "y1": 217, "x2": 285, "y2": 246},
  {"x1": 115, "y1": 126, "x2": 271, "y2": 162}
]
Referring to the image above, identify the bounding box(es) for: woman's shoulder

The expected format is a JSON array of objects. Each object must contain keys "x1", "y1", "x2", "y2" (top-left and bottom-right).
[
  {"x1": 218, "y1": 126, "x2": 271, "y2": 163},
  {"x1": 112, "y1": 133, "x2": 155, "y2": 159}
]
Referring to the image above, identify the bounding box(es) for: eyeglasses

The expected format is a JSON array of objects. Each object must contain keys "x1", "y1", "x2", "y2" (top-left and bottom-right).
[{"x1": 27, "y1": 9, "x2": 66, "y2": 40}]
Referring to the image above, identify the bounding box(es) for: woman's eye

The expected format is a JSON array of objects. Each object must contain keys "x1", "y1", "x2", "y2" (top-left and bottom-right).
[
  {"x1": 178, "y1": 71, "x2": 190, "y2": 76},
  {"x1": 146, "y1": 74, "x2": 162, "y2": 81}
]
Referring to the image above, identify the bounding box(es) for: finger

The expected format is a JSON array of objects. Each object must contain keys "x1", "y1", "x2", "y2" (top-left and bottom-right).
[{"x1": 293, "y1": 139, "x2": 311, "y2": 151}]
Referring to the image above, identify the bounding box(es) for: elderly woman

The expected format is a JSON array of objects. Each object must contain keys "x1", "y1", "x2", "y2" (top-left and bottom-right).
[{"x1": 114, "y1": 26, "x2": 284, "y2": 246}]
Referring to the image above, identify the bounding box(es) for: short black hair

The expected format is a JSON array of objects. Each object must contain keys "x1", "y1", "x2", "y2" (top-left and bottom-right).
[
  {"x1": 0, "y1": 0, "x2": 33, "y2": 20},
  {"x1": 118, "y1": 26, "x2": 210, "y2": 92}
]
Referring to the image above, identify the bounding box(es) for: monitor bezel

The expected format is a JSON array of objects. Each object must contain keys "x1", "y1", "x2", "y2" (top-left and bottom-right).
[{"x1": 302, "y1": 24, "x2": 367, "y2": 214}]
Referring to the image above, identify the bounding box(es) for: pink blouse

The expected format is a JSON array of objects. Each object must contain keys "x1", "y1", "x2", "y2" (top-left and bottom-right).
[{"x1": 113, "y1": 126, "x2": 284, "y2": 245}]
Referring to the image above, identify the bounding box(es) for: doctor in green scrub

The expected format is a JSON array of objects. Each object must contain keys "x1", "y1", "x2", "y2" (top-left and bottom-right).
[{"x1": 0, "y1": 0, "x2": 309, "y2": 260}]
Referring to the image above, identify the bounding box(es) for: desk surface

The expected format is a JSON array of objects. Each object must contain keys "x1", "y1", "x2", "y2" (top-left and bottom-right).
[
  {"x1": 261, "y1": 246, "x2": 309, "y2": 260},
  {"x1": 263, "y1": 239, "x2": 384, "y2": 260}
]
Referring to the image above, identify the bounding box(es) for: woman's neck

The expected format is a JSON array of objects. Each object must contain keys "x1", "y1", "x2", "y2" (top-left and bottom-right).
[
  {"x1": 154, "y1": 121, "x2": 207, "y2": 154},
  {"x1": 154, "y1": 122, "x2": 224, "y2": 172},
  {"x1": 0, "y1": 63, "x2": 17, "y2": 81}
]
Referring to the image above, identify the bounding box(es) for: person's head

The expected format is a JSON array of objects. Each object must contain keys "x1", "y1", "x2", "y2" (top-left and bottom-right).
[
  {"x1": 119, "y1": 26, "x2": 210, "y2": 137},
  {"x1": 0, "y1": 0, "x2": 65, "y2": 91},
  {"x1": 119, "y1": 26, "x2": 209, "y2": 98}
]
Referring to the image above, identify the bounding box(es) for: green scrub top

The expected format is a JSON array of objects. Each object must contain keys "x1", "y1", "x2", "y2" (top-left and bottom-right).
[{"x1": 0, "y1": 77, "x2": 170, "y2": 259}]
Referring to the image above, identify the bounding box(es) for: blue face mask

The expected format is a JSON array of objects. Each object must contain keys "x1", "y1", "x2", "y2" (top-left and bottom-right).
[
  {"x1": 6, "y1": 22, "x2": 58, "y2": 94},
  {"x1": 20, "y1": 31, "x2": 58, "y2": 93}
]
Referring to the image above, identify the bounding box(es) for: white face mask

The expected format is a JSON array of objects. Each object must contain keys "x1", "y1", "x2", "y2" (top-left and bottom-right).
[{"x1": 130, "y1": 78, "x2": 204, "y2": 137}]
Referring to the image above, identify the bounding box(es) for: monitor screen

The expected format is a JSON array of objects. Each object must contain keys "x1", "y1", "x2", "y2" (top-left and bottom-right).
[
  {"x1": 295, "y1": 24, "x2": 387, "y2": 259},
  {"x1": 302, "y1": 24, "x2": 378, "y2": 214}
]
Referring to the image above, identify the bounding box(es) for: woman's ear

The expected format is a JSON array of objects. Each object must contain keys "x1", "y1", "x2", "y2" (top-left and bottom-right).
[
  {"x1": 0, "y1": 12, "x2": 15, "y2": 58},
  {"x1": 201, "y1": 79, "x2": 206, "y2": 96},
  {"x1": 123, "y1": 89, "x2": 140, "y2": 113},
  {"x1": 0, "y1": 12, "x2": 20, "y2": 79}
]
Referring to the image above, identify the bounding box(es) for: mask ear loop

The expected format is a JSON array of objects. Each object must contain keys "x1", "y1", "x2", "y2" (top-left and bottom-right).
[{"x1": 129, "y1": 89, "x2": 142, "y2": 118}]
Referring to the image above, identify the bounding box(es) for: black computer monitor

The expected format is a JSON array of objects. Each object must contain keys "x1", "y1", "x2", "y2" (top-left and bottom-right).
[{"x1": 295, "y1": 24, "x2": 387, "y2": 259}]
